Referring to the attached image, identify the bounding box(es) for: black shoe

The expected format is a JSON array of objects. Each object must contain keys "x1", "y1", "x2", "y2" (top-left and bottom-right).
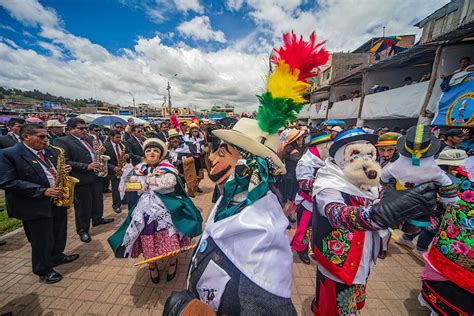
[
  {"x1": 92, "y1": 218, "x2": 114, "y2": 227},
  {"x1": 39, "y1": 270, "x2": 63, "y2": 284},
  {"x1": 167, "y1": 259, "x2": 178, "y2": 282},
  {"x1": 149, "y1": 263, "x2": 160, "y2": 284},
  {"x1": 0, "y1": 240, "x2": 6, "y2": 246},
  {"x1": 378, "y1": 250, "x2": 387, "y2": 260},
  {"x1": 79, "y1": 233, "x2": 91, "y2": 243},
  {"x1": 113, "y1": 207, "x2": 122, "y2": 214},
  {"x1": 197, "y1": 188, "x2": 203, "y2": 193},
  {"x1": 298, "y1": 251, "x2": 311, "y2": 265},
  {"x1": 53, "y1": 254, "x2": 80, "y2": 267}
]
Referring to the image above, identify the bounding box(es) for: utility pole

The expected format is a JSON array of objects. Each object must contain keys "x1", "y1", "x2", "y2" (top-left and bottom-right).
[{"x1": 159, "y1": 73, "x2": 178, "y2": 117}]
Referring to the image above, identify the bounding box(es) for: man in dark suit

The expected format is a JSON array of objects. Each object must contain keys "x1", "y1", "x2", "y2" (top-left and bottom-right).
[
  {"x1": 87, "y1": 124, "x2": 110, "y2": 193},
  {"x1": 125, "y1": 125, "x2": 145, "y2": 165},
  {"x1": 56, "y1": 118, "x2": 113, "y2": 243},
  {"x1": 0, "y1": 123, "x2": 79, "y2": 283},
  {"x1": 105, "y1": 130, "x2": 129, "y2": 213},
  {"x1": 156, "y1": 122, "x2": 169, "y2": 143},
  {"x1": 0, "y1": 117, "x2": 25, "y2": 149}
]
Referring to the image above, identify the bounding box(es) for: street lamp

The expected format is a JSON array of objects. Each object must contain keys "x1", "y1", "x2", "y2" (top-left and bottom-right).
[
  {"x1": 159, "y1": 73, "x2": 178, "y2": 117},
  {"x1": 128, "y1": 92, "x2": 136, "y2": 107}
]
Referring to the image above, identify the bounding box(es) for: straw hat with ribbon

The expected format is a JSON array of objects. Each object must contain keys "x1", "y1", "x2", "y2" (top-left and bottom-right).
[
  {"x1": 397, "y1": 125, "x2": 440, "y2": 166},
  {"x1": 167, "y1": 128, "x2": 180, "y2": 139}
]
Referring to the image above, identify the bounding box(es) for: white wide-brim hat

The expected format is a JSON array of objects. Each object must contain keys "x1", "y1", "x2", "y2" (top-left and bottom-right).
[
  {"x1": 143, "y1": 138, "x2": 168, "y2": 160},
  {"x1": 435, "y1": 149, "x2": 467, "y2": 166},
  {"x1": 212, "y1": 118, "x2": 286, "y2": 175}
]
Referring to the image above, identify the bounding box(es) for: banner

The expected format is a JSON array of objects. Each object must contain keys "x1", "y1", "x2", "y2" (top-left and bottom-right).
[{"x1": 432, "y1": 72, "x2": 473, "y2": 127}]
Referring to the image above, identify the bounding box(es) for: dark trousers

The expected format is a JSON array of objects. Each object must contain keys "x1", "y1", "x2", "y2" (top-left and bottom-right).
[
  {"x1": 103, "y1": 178, "x2": 110, "y2": 192},
  {"x1": 74, "y1": 181, "x2": 103, "y2": 234},
  {"x1": 22, "y1": 205, "x2": 68, "y2": 276},
  {"x1": 404, "y1": 229, "x2": 436, "y2": 251},
  {"x1": 110, "y1": 177, "x2": 121, "y2": 209}
]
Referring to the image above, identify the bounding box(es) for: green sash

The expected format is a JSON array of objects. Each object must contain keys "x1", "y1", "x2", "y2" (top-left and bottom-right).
[{"x1": 215, "y1": 157, "x2": 273, "y2": 222}]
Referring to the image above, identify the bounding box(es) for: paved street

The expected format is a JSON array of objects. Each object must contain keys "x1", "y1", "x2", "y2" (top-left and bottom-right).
[{"x1": 0, "y1": 178, "x2": 430, "y2": 315}]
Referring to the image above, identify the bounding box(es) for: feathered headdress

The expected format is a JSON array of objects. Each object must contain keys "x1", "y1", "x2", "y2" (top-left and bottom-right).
[
  {"x1": 257, "y1": 31, "x2": 329, "y2": 134},
  {"x1": 169, "y1": 115, "x2": 180, "y2": 132}
]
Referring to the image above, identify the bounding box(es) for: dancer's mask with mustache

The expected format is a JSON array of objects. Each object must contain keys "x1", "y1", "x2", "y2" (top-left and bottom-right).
[
  {"x1": 334, "y1": 142, "x2": 382, "y2": 190},
  {"x1": 208, "y1": 143, "x2": 241, "y2": 184}
]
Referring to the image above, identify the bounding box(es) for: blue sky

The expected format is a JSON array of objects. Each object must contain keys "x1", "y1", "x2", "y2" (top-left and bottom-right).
[{"x1": 0, "y1": 0, "x2": 449, "y2": 110}]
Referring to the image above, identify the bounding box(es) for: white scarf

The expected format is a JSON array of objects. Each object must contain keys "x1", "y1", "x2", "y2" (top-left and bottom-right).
[{"x1": 313, "y1": 158, "x2": 379, "y2": 200}]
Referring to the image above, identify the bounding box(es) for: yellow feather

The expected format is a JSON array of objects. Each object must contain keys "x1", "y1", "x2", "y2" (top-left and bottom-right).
[{"x1": 267, "y1": 61, "x2": 310, "y2": 104}]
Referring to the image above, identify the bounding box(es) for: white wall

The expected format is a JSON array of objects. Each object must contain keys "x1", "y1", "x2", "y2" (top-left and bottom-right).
[
  {"x1": 328, "y1": 98, "x2": 361, "y2": 119},
  {"x1": 362, "y1": 81, "x2": 429, "y2": 119},
  {"x1": 310, "y1": 100, "x2": 329, "y2": 119}
]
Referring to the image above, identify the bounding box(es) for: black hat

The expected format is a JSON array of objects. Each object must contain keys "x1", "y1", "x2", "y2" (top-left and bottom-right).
[
  {"x1": 445, "y1": 129, "x2": 464, "y2": 138},
  {"x1": 397, "y1": 125, "x2": 440, "y2": 166}
]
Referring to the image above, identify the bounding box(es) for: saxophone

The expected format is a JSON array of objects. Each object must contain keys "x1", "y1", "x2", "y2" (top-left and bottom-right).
[
  {"x1": 93, "y1": 137, "x2": 110, "y2": 178},
  {"x1": 50, "y1": 145, "x2": 80, "y2": 207},
  {"x1": 116, "y1": 143, "x2": 127, "y2": 179}
]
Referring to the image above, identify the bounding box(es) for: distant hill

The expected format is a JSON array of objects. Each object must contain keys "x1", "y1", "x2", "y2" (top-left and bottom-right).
[{"x1": 0, "y1": 87, "x2": 106, "y2": 108}]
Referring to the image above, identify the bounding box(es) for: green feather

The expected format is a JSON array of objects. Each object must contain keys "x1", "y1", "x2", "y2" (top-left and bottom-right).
[{"x1": 256, "y1": 92, "x2": 303, "y2": 134}]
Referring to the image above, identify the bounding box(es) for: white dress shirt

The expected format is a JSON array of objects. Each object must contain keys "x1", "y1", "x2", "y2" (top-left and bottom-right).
[{"x1": 24, "y1": 144, "x2": 56, "y2": 187}]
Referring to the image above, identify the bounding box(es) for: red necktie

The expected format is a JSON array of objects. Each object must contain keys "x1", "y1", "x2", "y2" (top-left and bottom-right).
[
  {"x1": 81, "y1": 139, "x2": 94, "y2": 152},
  {"x1": 38, "y1": 151, "x2": 57, "y2": 178}
]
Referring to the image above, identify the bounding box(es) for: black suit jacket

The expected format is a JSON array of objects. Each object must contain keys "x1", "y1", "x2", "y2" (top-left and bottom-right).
[
  {"x1": 104, "y1": 140, "x2": 129, "y2": 179},
  {"x1": 125, "y1": 136, "x2": 144, "y2": 166},
  {"x1": 0, "y1": 134, "x2": 19, "y2": 149},
  {"x1": 0, "y1": 143, "x2": 60, "y2": 221},
  {"x1": 56, "y1": 135, "x2": 96, "y2": 185},
  {"x1": 156, "y1": 131, "x2": 167, "y2": 143}
]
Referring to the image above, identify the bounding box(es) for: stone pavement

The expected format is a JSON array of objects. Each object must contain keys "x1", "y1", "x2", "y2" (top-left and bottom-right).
[{"x1": 0, "y1": 177, "x2": 430, "y2": 315}]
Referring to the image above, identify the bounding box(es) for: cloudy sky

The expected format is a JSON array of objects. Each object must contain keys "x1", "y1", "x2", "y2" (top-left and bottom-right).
[{"x1": 0, "y1": 0, "x2": 448, "y2": 111}]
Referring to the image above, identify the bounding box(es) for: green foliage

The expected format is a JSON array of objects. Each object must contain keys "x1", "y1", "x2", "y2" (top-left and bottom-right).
[
  {"x1": 256, "y1": 92, "x2": 303, "y2": 134},
  {"x1": 0, "y1": 196, "x2": 22, "y2": 236}
]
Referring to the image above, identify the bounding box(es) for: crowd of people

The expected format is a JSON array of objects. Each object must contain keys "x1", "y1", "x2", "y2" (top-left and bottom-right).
[
  {"x1": 0, "y1": 112, "x2": 472, "y2": 315},
  {"x1": 0, "y1": 29, "x2": 472, "y2": 315}
]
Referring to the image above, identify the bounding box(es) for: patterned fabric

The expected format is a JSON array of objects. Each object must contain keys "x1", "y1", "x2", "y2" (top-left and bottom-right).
[
  {"x1": 421, "y1": 280, "x2": 473, "y2": 316},
  {"x1": 314, "y1": 269, "x2": 366, "y2": 316},
  {"x1": 438, "y1": 182, "x2": 459, "y2": 200},
  {"x1": 131, "y1": 229, "x2": 190, "y2": 259},
  {"x1": 324, "y1": 202, "x2": 378, "y2": 232},
  {"x1": 298, "y1": 179, "x2": 314, "y2": 191}
]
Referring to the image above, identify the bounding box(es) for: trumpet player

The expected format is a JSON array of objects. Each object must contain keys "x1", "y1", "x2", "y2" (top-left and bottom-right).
[
  {"x1": 56, "y1": 118, "x2": 114, "y2": 244},
  {"x1": 105, "y1": 130, "x2": 130, "y2": 214},
  {"x1": 0, "y1": 123, "x2": 79, "y2": 284}
]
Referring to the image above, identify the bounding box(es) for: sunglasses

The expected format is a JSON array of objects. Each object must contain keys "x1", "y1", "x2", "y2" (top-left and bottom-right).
[
  {"x1": 76, "y1": 127, "x2": 86, "y2": 131},
  {"x1": 93, "y1": 129, "x2": 101, "y2": 132},
  {"x1": 32, "y1": 134, "x2": 48, "y2": 139},
  {"x1": 114, "y1": 126, "x2": 123, "y2": 129},
  {"x1": 136, "y1": 131, "x2": 142, "y2": 133}
]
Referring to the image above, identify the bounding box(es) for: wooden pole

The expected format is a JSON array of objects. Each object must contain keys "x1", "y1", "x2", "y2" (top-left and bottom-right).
[
  {"x1": 133, "y1": 243, "x2": 197, "y2": 266},
  {"x1": 419, "y1": 45, "x2": 443, "y2": 118},
  {"x1": 357, "y1": 71, "x2": 367, "y2": 127}
]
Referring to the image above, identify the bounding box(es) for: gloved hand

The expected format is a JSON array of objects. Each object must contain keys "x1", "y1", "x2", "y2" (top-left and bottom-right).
[
  {"x1": 372, "y1": 181, "x2": 437, "y2": 228},
  {"x1": 163, "y1": 290, "x2": 216, "y2": 316}
]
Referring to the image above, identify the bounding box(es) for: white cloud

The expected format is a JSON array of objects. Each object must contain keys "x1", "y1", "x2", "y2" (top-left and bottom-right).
[
  {"x1": 177, "y1": 16, "x2": 227, "y2": 43},
  {"x1": 174, "y1": 0, "x2": 204, "y2": 14},
  {"x1": 37, "y1": 41, "x2": 63, "y2": 58},
  {"x1": 226, "y1": 0, "x2": 244, "y2": 11},
  {"x1": 0, "y1": 0, "x2": 453, "y2": 112},
  {"x1": 0, "y1": 0, "x2": 59, "y2": 28}
]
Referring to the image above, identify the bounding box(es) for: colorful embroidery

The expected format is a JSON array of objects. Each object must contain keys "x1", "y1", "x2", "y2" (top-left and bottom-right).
[
  {"x1": 298, "y1": 179, "x2": 314, "y2": 191},
  {"x1": 322, "y1": 229, "x2": 350, "y2": 267},
  {"x1": 336, "y1": 286, "x2": 357, "y2": 315},
  {"x1": 433, "y1": 176, "x2": 474, "y2": 271},
  {"x1": 325, "y1": 202, "x2": 378, "y2": 232},
  {"x1": 438, "y1": 182, "x2": 458, "y2": 200}
]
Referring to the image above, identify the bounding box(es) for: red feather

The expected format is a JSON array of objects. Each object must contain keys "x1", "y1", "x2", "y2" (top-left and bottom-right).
[
  {"x1": 170, "y1": 115, "x2": 180, "y2": 132},
  {"x1": 272, "y1": 32, "x2": 330, "y2": 83}
]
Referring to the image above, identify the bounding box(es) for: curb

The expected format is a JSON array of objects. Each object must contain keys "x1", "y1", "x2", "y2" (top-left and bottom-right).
[{"x1": 0, "y1": 227, "x2": 24, "y2": 240}]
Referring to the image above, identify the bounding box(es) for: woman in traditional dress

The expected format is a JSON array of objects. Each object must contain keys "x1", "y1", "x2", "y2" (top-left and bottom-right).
[{"x1": 108, "y1": 138, "x2": 202, "y2": 284}]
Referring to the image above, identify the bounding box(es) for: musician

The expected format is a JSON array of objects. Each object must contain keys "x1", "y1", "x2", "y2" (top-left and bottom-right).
[
  {"x1": 184, "y1": 123, "x2": 206, "y2": 193},
  {"x1": 124, "y1": 117, "x2": 135, "y2": 141},
  {"x1": 156, "y1": 122, "x2": 169, "y2": 143},
  {"x1": 46, "y1": 119, "x2": 66, "y2": 145},
  {"x1": 0, "y1": 117, "x2": 25, "y2": 149},
  {"x1": 87, "y1": 124, "x2": 110, "y2": 193},
  {"x1": 56, "y1": 118, "x2": 114, "y2": 243},
  {"x1": 0, "y1": 123, "x2": 79, "y2": 284},
  {"x1": 125, "y1": 125, "x2": 145, "y2": 165},
  {"x1": 105, "y1": 130, "x2": 129, "y2": 213}
]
